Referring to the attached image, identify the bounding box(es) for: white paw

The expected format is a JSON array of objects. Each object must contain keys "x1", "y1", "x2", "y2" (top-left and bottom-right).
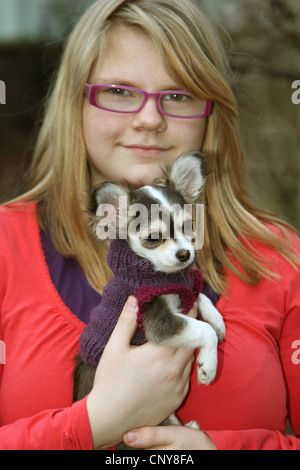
[
  {"x1": 197, "y1": 358, "x2": 217, "y2": 385},
  {"x1": 196, "y1": 332, "x2": 218, "y2": 385},
  {"x1": 185, "y1": 420, "x2": 200, "y2": 430},
  {"x1": 166, "y1": 413, "x2": 182, "y2": 426}
]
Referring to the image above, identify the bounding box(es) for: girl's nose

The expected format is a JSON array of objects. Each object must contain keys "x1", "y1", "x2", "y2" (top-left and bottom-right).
[{"x1": 131, "y1": 97, "x2": 167, "y2": 132}]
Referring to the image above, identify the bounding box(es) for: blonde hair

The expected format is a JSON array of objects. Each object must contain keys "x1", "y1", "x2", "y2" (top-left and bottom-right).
[{"x1": 11, "y1": 0, "x2": 299, "y2": 293}]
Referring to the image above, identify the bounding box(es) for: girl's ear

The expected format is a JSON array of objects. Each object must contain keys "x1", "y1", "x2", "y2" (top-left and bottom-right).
[
  {"x1": 92, "y1": 182, "x2": 130, "y2": 240},
  {"x1": 156, "y1": 151, "x2": 206, "y2": 203}
]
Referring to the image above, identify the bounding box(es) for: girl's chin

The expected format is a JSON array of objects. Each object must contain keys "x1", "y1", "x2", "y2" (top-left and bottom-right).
[
  {"x1": 89, "y1": 162, "x2": 163, "y2": 189},
  {"x1": 125, "y1": 174, "x2": 159, "y2": 190}
]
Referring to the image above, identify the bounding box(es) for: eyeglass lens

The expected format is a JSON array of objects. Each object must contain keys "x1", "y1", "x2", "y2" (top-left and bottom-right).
[{"x1": 95, "y1": 86, "x2": 206, "y2": 117}]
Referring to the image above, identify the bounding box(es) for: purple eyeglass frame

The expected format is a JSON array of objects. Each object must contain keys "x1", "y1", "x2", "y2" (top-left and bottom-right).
[{"x1": 84, "y1": 83, "x2": 212, "y2": 119}]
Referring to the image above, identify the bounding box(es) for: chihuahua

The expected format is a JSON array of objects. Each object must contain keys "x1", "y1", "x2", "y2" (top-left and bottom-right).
[{"x1": 73, "y1": 151, "x2": 225, "y2": 433}]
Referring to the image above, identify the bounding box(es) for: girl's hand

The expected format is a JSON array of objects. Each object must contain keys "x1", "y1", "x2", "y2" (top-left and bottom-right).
[
  {"x1": 86, "y1": 296, "x2": 195, "y2": 450},
  {"x1": 123, "y1": 425, "x2": 216, "y2": 450}
]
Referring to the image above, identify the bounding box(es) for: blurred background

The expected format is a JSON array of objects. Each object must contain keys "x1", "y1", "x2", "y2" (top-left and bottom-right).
[{"x1": 0, "y1": 0, "x2": 299, "y2": 229}]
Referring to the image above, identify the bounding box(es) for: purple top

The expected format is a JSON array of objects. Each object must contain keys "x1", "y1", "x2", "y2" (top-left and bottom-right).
[
  {"x1": 40, "y1": 231, "x2": 101, "y2": 324},
  {"x1": 41, "y1": 231, "x2": 219, "y2": 326}
]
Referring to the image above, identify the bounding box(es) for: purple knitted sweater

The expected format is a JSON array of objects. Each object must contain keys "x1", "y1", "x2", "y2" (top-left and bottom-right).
[{"x1": 79, "y1": 239, "x2": 203, "y2": 368}]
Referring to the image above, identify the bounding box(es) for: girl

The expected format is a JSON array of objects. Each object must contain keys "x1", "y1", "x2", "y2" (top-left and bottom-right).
[{"x1": 0, "y1": 0, "x2": 299, "y2": 450}]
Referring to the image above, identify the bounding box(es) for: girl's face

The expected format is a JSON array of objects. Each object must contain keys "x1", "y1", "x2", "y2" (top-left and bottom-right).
[{"x1": 83, "y1": 25, "x2": 207, "y2": 188}]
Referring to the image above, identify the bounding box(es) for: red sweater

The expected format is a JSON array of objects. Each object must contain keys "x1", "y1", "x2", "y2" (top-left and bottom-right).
[{"x1": 0, "y1": 202, "x2": 299, "y2": 450}]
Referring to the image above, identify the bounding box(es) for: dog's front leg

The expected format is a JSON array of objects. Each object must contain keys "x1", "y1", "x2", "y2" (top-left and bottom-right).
[
  {"x1": 198, "y1": 293, "x2": 226, "y2": 343},
  {"x1": 163, "y1": 314, "x2": 219, "y2": 385},
  {"x1": 143, "y1": 295, "x2": 219, "y2": 385}
]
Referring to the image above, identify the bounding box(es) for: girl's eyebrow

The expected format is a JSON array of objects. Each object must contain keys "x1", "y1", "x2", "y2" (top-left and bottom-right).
[{"x1": 92, "y1": 78, "x2": 184, "y2": 91}]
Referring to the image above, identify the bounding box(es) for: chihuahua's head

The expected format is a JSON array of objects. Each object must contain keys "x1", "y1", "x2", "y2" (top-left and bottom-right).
[{"x1": 93, "y1": 151, "x2": 206, "y2": 273}]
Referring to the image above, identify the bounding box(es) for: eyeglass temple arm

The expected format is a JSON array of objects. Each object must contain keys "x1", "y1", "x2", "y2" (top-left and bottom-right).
[
  {"x1": 84, "y1": 84, "x2": 91, "y2": 99},
  {"x1": 205, "y1": 100, "x2": 212, "y2": 115}
]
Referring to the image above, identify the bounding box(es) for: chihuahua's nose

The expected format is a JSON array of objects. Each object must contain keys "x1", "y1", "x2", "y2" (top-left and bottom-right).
[{"x1": 176, "y1": 249, "x2": 191, "y2": 262}]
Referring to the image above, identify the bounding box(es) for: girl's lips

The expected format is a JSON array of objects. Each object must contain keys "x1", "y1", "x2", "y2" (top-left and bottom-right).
[{"x1": 123, "y1": 145, "x2": 169, "y2": 157}]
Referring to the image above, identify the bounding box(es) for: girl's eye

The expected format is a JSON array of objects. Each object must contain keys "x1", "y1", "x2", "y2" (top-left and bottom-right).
[
  {"x1": 109, "y1": 88, "x2": 130, "y2": 96},
  {"x1": 164, "y1": 93, "x2": 191, "y2": 102}
]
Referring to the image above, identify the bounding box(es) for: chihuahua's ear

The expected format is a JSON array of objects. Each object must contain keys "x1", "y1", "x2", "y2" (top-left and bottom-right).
[
  {"x1": 158, "y1": 151, "x2": 206, "y2": 203},
  {"x1": 92, "y1": 182, "x2": 129, "y2": 240},
  {"x1": 92, "y1": 182, "x2": 129, "y2": 208}
]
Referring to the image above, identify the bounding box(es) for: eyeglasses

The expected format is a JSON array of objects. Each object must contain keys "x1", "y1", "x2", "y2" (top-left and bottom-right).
[{"x1": 84, "y1": 84, "x2": 212, "y2": 119}]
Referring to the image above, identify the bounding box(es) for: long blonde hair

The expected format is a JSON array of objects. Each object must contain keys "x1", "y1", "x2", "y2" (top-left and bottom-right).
[{"x1": 11, "y1": 0, "x2": 299, "y2": 293}]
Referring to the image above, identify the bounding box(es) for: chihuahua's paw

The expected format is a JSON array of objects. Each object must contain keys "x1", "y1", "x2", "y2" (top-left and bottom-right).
[
  {"x1": 196, "y1": 345, "x2": 218, "y2": 385},
  {"x1": 196, "y1": 327, "x2": 218, "y2": 385},
  {"x1": 197, "y1": 360, "x2": 217, "y2": 385},
  {"x1": 185, "y1": 420, "x2": 200, "y2": 430}
]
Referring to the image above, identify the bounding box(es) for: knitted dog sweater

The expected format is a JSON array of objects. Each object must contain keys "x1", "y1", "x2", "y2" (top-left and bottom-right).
[{"x1": 79, "y1": 239, "x2": 203, "y2": 368}]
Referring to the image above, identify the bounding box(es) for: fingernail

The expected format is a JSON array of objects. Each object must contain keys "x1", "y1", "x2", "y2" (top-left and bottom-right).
[
  {"x1": 124, "y1": 430, "x2": 139, "y2": 444},
  {"x1": 126, "y1": 296, "x2": 137, "y2": 311}
]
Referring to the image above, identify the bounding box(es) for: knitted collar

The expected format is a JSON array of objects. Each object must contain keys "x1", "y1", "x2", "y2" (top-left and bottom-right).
[{"x1": 107, "y1": 238, "x2": 196, "y2": 289}]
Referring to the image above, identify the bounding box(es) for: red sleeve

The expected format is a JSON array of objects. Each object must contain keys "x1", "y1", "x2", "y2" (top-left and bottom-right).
[
  {"x1": 207, "y1": 233, "x2": 300, "y2": 450},
  {"x1": 0, "y1": 397, "x2": 93, "y2": 450},
  {"x1": 205, "y1": 429, "x2": 300, "y2": 450}
]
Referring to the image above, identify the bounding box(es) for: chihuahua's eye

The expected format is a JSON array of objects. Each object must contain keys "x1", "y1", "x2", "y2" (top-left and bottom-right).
[
  {"x1": 150, "y1": 232, "x2": 161, "y2": 240},
  {"x1": 147, "y1": 232, "x2": 161, "y2": 242},
  {"x1": 142, "y1": 233, "x2": 162, "y2": 247}
]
